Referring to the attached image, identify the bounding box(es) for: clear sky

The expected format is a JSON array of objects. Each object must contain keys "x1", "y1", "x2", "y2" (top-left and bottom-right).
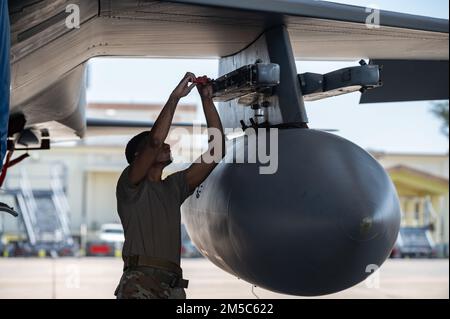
[
  {"x1": 326, "y1": 0, "x2": 449, "y2": 19},
  {"x1": 86, "y1": 0, "x2": 449, "y2": 154}
]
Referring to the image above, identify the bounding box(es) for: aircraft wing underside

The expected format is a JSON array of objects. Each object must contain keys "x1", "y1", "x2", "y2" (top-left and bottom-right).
[{"x1": 7, "y1": 0, "x2": 449, "y2": 141}]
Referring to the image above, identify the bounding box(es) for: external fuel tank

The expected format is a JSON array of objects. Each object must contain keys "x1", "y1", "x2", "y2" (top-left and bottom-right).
[{"x1": 182, "y1": 128, "x2": 401, "y2": 296}]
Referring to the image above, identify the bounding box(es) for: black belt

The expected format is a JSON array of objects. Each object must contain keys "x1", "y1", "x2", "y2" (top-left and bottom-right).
[{"x1": 124, "y1": 255, "x2": 189, "y2": 289}]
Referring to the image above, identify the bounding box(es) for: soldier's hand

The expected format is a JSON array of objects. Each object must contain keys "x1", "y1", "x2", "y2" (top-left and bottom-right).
[
  {"x1": 196, "y1": 76, "x2": 213, "y2": 100},
  {"x1": 172, "y1": 72, "x2": 197, "y2": 99}
]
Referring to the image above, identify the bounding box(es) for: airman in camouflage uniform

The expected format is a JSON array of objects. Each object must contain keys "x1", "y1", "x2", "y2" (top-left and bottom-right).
[{"x1": 115, "y1": 73, "x2": 223, "y2": 300}]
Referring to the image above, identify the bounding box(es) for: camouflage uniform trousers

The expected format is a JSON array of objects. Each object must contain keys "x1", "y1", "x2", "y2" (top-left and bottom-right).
[{"x1": 115, "y1": 266, "x2": 186, "y2": 299}]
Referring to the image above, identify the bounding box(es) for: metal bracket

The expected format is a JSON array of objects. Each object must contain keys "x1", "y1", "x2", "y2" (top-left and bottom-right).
[
  {"x1": 8, "y1": 129, "x2": 50, "y2": 151},
  {"x1": 299, "y1": 60, "x2": 382, "y2": 101},
  {"x1": 212, "y1": 63, "x2": 280, "y2": 102}
]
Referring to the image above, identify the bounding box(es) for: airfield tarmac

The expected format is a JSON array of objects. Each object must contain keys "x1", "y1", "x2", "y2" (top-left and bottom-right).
[{"x1": 0, "y1": 258, "x2": 448, "y2": 299}]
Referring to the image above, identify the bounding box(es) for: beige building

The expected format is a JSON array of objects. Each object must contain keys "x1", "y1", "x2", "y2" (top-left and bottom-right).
[{"x1": 372, "y1": 151, "x2": 449, "y2": 251}]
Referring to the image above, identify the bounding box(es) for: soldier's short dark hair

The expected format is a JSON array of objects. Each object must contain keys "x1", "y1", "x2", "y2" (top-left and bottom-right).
[{"x1": 125, "y1": 131, "x2": 151, "y2": 164}]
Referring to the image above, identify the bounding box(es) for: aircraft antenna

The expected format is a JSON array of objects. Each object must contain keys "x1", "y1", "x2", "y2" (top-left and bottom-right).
[{"x1": 251, "y1": 285, "x2": 260, "y2": 299}]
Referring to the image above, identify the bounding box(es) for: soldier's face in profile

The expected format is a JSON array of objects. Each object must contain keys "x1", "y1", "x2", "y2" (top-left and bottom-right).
[{"x1": 156, "y1": 143, "x2": 172, "y2": 166}]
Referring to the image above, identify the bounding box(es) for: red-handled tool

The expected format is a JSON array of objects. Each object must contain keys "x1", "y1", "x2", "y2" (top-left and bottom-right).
[{"x1": 192, "y1": 76, "x2": 211, "y2": 85}]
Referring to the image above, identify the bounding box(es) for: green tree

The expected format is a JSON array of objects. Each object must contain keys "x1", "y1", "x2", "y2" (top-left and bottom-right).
[{"x1": 431, "y1": 101, "x2": 449, "y2": 138}]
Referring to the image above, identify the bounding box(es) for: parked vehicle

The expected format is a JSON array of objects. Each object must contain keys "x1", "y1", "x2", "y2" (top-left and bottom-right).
[
  {"x1": 99, "y1": 223, "x2": 125, "y2": 244},
  {"x1": 181, "y1": 240, "x2": 202, "y2": 258},
  {"x1": 181, "y1": 224, "x2": 202, "y2": 258},
  {"x1": 86, "y1": 223, "x2": 124, "y2": 257},
  {"x1": 87, "y1": 223, "x2": 203, "y2": 258},
  {"x1": 391, "y1": 227, "x2": 436, "y2": 258},
  {"x1": 86, "y1": 240, "x2": 116, "y2": 257}
]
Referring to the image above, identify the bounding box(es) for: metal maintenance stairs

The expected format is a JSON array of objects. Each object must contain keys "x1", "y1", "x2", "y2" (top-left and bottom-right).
[{"x1": 4, "y1": 163, "x2": 75, "y2": 255}]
